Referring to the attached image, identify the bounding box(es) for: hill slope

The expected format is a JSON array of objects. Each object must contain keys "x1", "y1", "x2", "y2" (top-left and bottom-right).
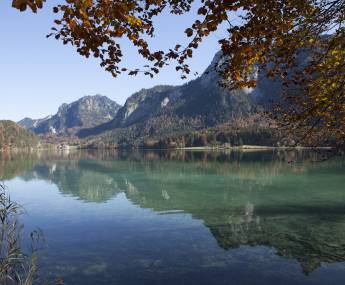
[{"x1": 0, "y1": 121, "x2": 39, "y2": 149}]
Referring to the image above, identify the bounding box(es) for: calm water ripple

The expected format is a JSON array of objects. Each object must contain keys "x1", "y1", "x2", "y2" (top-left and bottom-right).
[{"x1": 1, "y1": 149, "x2": 345, "y2": 285}]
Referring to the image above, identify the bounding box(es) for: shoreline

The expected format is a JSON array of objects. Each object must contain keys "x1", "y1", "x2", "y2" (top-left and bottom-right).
[
  {"x1": 156, "y1": 145, "x2": 333, "y2": 151},
  {"x1": 0, "y1": 145, "x2": 333, "y2": 153}
]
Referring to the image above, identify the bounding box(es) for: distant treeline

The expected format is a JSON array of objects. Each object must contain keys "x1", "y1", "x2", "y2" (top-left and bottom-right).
[
  {"x1": 141, "y1": 124, "x2": 277, "y2": 149},
  {"x1": 84, "y1": 116, "x2": 282, "y2": 149}
]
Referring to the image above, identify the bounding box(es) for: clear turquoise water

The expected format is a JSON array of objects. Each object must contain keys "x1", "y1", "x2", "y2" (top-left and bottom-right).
[{"x1": 1, "y1": 150, "x2": 345, "y2": 284}]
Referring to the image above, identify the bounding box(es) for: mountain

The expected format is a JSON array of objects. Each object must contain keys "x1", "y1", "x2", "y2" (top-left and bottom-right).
[
  {"x1": 18, "y1": 116, "x2": 52, "y2": 129},
  {"x1": 17, "y1": 118, "x2": 36, "y2": 129},
  {"x1": 78, "y1": 52, "x2": 278, "y2": 147},
  {"x1": 0, "y1": 120, "x2": 39, "y2": 149},
  {"x1": 19, "y1": 95, "x2": 121, "y2": 136},
  {"x1": 78, "y1": 52, "x2": 259, "y2": 141}
]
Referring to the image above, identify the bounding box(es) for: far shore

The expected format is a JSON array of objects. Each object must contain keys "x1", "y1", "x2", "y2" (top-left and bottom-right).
[
  {"x1": 0, "y1": 144, "x2": 334, "y2": 153},
  {"x1": 134, "y1": 145, "x2": 333, "y2": 152}
]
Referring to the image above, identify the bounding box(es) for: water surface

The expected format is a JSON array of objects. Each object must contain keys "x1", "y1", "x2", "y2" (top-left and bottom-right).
[{"x1": 1, "y1": 150, "x2": 345, "y2": 284}]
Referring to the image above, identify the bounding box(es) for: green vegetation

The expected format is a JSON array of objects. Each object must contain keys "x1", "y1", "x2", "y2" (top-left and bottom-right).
[
  {"x1": 0, "y1": 121, "x2": 39, "y2": 150},
  {"x1": 82, "y1": 114, "x2": 279, "y2": 149},
  {"x1": 140, "y1": 116, "x2": 278, "y2": 149},
  {"x1": 0, "y1": 183, "x2": 41, "y2": 284}
]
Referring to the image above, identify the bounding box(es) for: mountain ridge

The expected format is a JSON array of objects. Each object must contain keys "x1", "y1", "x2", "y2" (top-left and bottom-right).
[
  {"x1": 18, "y1": 95, "x2": 121, "y2": 136},
  {"x1": 78, "y1": 51, "x2": 260, "y2": 138},
  {"x1": 77, "y1": 51, "x2": 270, "y2": 146},
  {"x1": 17, "y1": 50, "x2": 288, "y2": 148}
]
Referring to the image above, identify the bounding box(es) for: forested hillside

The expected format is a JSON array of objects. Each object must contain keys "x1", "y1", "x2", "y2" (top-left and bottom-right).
[{"x1": 0, "y1": 121, "x2": 39, "y2": 149}]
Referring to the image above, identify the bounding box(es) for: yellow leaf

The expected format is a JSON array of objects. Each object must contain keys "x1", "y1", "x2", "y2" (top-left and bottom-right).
[{"x1": 125, "y1": 15, "x2": 142, "y2": 27}]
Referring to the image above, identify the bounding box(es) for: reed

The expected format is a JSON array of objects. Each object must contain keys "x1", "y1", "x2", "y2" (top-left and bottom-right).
[{"x1": 0, "y1": 182, "x2": 42, "y2": 285}]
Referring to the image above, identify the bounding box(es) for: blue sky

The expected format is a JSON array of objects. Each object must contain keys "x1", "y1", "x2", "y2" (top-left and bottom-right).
[{"x1": 0, "y1": 1, "x2": 225, "y2": 121}]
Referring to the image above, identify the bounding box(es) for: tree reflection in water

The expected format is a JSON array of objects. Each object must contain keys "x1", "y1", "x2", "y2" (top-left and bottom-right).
[{"x1": 1, "y1": 149, "x2": 345, "y2": 275}]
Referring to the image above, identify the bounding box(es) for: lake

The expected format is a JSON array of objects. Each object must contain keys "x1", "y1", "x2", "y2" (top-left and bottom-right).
[{"x1": 1, "y1": 149, "x2": 345, "y2": 285}]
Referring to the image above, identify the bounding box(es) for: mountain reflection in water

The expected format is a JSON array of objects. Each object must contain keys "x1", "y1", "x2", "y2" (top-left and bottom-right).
[{"x1": 1, "y1": 149, "x2": 345, "y2": 284}]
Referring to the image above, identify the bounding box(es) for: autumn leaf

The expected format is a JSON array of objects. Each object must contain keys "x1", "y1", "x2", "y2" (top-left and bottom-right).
[
  {"x1": 185, "y1": 28, "x2": 193, "y2": 37},
  {"x1": 68, "y1": 19, "x2": 77, "y2": 30},
  {"x1": 125, "y1": 15, "x2": 142, "y2": 27}
]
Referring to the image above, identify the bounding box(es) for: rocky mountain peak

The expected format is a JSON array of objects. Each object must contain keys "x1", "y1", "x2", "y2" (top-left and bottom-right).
[{"x1": 19, "y1": 95, "x2": 122, "y2": 136}]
